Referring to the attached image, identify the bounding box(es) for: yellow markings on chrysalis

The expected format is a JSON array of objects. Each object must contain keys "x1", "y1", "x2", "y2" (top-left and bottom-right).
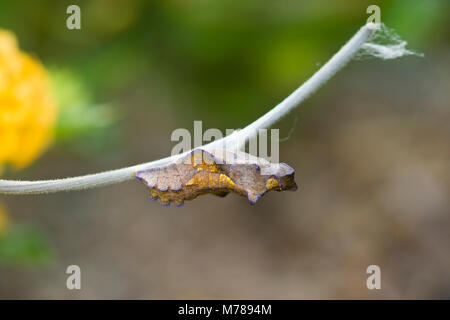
[
  {"x1": 186, "y1": 173, "x2": 211, "y2": 187},
  {"x1": 208, "y1": 173, "x2": 216, "y2": 187},
  {"x1": 150, "y1": 189, "x2": 159, "y2": 198},
  {"x1": 159, "y1": 192, "x2": 171, "y2": 204},
  {"x1": 219, "y1": 173, "x2": 235, "y2": 189},
  {"x1": 186, "y1": 175, "x2": 200, "y2": 186},
  {"x1": 189, "y1": 152, "x2": 220, "y2": 173},
  {"x1": 172, "y1": 199, "x2": 184, "y2": 206},
  {"x1": 266, "y1": 178, "x2": 280, "y2": 190},
  {"x1": 186, "y1": 172, "x2": 235, "y2": 190},
  {"x1": 195, "y1": 162, "x2": 219, "y2": 173}
]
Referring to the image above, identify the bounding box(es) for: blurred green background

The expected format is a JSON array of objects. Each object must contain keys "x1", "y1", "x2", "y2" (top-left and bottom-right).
[{"x1": 0, "y1": 0, "x2": 449, "y2": 298}]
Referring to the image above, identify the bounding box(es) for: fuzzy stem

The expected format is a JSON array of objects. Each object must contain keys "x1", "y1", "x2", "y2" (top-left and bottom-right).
[{"x1": 0, "y1": 23, "x2": 376, "y2": 195}]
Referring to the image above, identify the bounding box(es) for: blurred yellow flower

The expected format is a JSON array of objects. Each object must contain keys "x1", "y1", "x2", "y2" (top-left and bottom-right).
[
  {"x1": 0, "y1": 203, "x2": 8, "y2": 236},
  {"x1": 0, "y1": 29, "x2": 57, "y2": 173}
]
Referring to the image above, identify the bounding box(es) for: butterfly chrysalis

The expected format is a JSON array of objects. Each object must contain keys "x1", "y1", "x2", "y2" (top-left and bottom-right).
[{"x1": 136, "y1": 149, "x2": 297, "y2": 207}]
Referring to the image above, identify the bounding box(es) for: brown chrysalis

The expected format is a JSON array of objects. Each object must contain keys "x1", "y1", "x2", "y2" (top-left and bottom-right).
[{"x1": 136, "y1": 149, "x2": 297, "y2": 206}]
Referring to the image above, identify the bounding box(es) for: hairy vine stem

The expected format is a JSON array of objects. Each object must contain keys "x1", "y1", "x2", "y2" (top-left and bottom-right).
[{"x1": 0, "y1": 23, "x2": 377, "y2": 195}]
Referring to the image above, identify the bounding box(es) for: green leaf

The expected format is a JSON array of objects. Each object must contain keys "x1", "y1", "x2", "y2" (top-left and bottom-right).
[
  {"x1": 49, "y1": 68, "x2": 116, "y2": 143},
  {"x1": 0, "y1": 225, "x2": 53, "y2": 266}
]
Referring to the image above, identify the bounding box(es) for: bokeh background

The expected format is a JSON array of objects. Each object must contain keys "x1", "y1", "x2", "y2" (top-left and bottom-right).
[{"x1": 0, "y1": 0, "x2": 449, "y2": 299}]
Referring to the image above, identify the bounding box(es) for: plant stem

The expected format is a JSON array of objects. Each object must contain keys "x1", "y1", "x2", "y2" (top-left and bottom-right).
[{"x1": 0, "y1": 23, "x2": 377, "y2": 195}]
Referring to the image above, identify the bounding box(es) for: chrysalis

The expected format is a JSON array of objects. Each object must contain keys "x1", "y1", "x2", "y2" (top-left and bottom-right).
[{"x1": 136, "y1": 149, "x2": 297, "y2": 207}]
